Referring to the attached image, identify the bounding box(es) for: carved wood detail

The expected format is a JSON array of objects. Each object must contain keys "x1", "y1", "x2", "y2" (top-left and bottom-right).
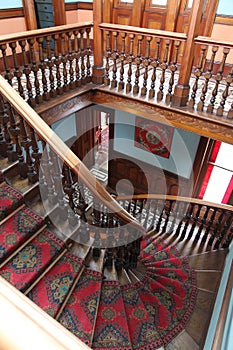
[
  {"x1": 39, "y1": 91, "x2": 94, "y2": 125},
  {"x1": 92, "y1": 90, "x2": 233, "y2": 144}
]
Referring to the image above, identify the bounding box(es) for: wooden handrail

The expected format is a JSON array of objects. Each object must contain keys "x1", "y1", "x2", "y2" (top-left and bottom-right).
[
  {"x1": 195, "y1": 35, "x2": 233, "y2": 48},
  {"x1": 0, "y1": 277, "x2": 90, "y2": 350},
  {"x1": 0, "y1": 75, "x2": 144, "y2": 235},
  {"x1": 0, "y1": 22, "x2": 93, "y2": 44},
  {"x1": 212, "y1": 260, "x2": 233, "y2": 350},
  {"x1": 99, "y1": 22, "x2": 187, "y2": 41},
  {"x1": 116, "y1": 193, "x2": 233, "y2": 213}
]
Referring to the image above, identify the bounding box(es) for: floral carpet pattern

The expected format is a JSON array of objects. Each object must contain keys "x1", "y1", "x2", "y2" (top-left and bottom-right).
[{"x1": 0, "y1": 183, "x2": 197, "y2": 349}]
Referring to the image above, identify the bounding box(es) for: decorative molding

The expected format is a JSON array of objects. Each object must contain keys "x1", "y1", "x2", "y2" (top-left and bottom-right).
[
  {"x1": 39, "y1": 91, "x2": 94, "y2": 125},
  {"x1": 65, "y1": 2, "x2": 93, "y2": 11},
  {"x1": 92, "y1": 90, "x2": 233, "y2": 144},
  {"x1": 0, "y1": 8, "x2": 24, "y2": 19}
]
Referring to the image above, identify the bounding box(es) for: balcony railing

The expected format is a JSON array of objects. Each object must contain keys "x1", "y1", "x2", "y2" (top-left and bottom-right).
[{"x1": 0, "y1": 21, "x2": 233, "y2": 122}]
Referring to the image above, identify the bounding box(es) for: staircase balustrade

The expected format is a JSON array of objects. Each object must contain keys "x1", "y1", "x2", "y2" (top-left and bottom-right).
[
  {"x1": 0, "y1": 75, "x2": 145, "y2": 272},
  {"x1": 117, "y1": 195, "x2": 233, "y2": 251},
  {"x1": 0, "y1": 23, "x2": 93, "y2": 106}
]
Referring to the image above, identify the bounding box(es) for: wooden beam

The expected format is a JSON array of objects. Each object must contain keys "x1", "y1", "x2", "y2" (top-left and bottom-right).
[
  {"x1": 92, "y1": 0, "x2": 104, "y2": 84},
  {"x1": 172, "y1": 0, "x2": 206, "y2": 107},
  {"x1": 22, "y1": 0, "x2": 37, "y2": 30}
]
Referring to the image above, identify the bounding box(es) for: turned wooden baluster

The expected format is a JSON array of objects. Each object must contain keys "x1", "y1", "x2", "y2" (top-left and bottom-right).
[
  {"x1": 203, "y1": 207, "x2": 217, "y2": 244},
  {"x1": 157, "y1": 39, "x2": 170, "y2": 102},
  {"x1": 63, "y1": 165, "x2": 79, "y2": 226},
  {"x1": 207, "y1": 47, "x2": 230, "y2": 114},
  {"x1": 222, "y1": 225, "x2": 233, "y2": 248},
  {"x1": 118, "y1": 32, "x2": 126, "y2": 91},
  {"x1": 79, "y1": 28, "x2": 86, "y2": 83},
  {"x1": 53, "y1": 34, "x2": 63, "y2": 94},
  {"x1": 149, "y1": 38, "x2": 161, "y2": 99},
  {"x1": 73, "y1": 183, "x2": 88, "y2": 222},
  {"x1": 161, "y1": 200, "x2": 174, "y2": 234},
  {"x1": 0, "y1": 98, "x2": 17, "y2": 161},
  {"x1": 195, "y1": 205, "x2": 211, "y2": 242},
  {"x1": 49, "y1": 150, "x2": 68, "y2": 220},
  {"x1": 8, "y1": 105, "x2": 27, "y2": 177},
  {"x1": 0, "y1": 98, "x2": 7, "y2": 158},
  {"x1": 142, "y1": 199, "x2": 153, "y2": 229},
  {"x1": 111, "y1": 31, "x2": 119, "y2": 88},
  {"x1": 156, "y1": 199, "x2": 166, "y2": 232},
  {"x1": 29, "y1": 126, "x2": 41, "y2": 178},
  {"x1": 67, "y1": 31, "x2": 75, "y2": 89},
  {"x1": 104, "y1": 30, "x2": 111, "y2": 86},
  {"x1": 28, "y1": 38, "x2": 42, "y2": 104},
  {"x1": 0, "y1": 44, "x2": 14, "y2": 86},
  {"x1": 180, "y1": 202, "x2": 195, "y2": 239},
  {"x1": 73, "y1": 30, "x2": 81, "y2": 87},
  {"x1": 168, "y1": 200, "x2": 182, "y2": 234},
  {"x1": 133, "y1": 35, "x2": 143, "y2": 95},
  {"x1": 125, "y1": 34, "x2": 135, "y2": 93},
  {"x1": 217, "y1": 64, "x2": 233, "y2": 117},
  {"x1": 141, "y1": 36, "x2": 152, "y2": 96},
  {"x1": 92, "y1": 197, "x2": 101, "y2": 226},
  {"x1": 19, "y1": 39, "x2": 33, "y2": 105},
  {"x1": 45, "y1": 35, "x2": 56, "y2": 98},
  {"x1": 214, "y1": 213, "x2": 232, "y2": 249},
  {"x1": 40, "y1": 141, "x2": 57, "y2": 204},
  {"x1": 37, "y1": 37, "x2": 49, "y2": 100},
  {"x1": 60, "y1": 32, "x2": 69, "y2": 92},
  {"x1": 9, "y1": 42, "x2": 24, "y2": 99},
  {"x1": 19, "y1": 116, "x2": 38, "y2": 183},
  {"x1": 197, "y1": 45, "x2": 218, "y2": 111},
  {"x1": 208, "y1": 209, "x2": 224, "y2": 247},
  {"x1": 165, "y1": 40, "x2": 181, "y2": 104},
  {"x1": 189, "y1": 204, "x2": 202, "y2": 240},
  {"x1": 188, "y1": 44, "x2": 207, "y2": 109},
  {"x1": 85, "y1": 27, "x2": 92, "y2": 82}
]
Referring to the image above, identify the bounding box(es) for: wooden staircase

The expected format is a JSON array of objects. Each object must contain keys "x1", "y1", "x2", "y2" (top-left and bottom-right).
[{"x1": 0, "y1": 149, "x2": 229, "y2": 349}]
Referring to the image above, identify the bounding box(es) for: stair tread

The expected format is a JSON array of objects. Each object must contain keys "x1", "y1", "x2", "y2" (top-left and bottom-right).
[
  {"x1": 0, "y1": 182, "x2": 23, "y2": 220},
  {"x1": 121, "y1": 282, "x2": 163, "y2": 349},
  {"x1": 0, "y1": 228, "x2": 65, "y2": 291},
  {"x1": 186, "y1": 305, "x2": 211, "y2": 347},
  {"x1": 195, "y1": 270, "x2": 222, "y2": 292},
  {"x1": 165, "y1": 330, "x2": 199, "y2": 350},
  {"x1": 0, "y1": 205, "x2": 43, "y2": 263},
  {"x1": 92, "y1": 280, "x2": 133, "y2": 350},
  {"x1": 59, "y1": 268, "x2": 103, "y2": 347},
  {"x1": 27, "y1": 251, "x2": 84, "y2": 318},
  {"x1": 187, "y1": 249, "x2": 227, "y2": 270}
]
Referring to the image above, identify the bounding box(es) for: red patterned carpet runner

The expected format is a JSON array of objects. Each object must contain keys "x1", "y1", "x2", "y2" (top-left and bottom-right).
[
  {"x1": 0, "y1": 183, "x2": 197, "y2": 349},
  {"x1": 59, "y1": 268, "x2": 102, "y2": 347},
  {"x1": 28, "y1": 252, "x2": 83, "y2": 317},
  {"x1": 0, "y1": 229, "x2": 65, "y2": 291},
  {"x1": 0, "y1": 206, "x2": 43, "y2": 263},
  {"x1": 0, "y1": 182, "x2": 23, "y2": 220}
]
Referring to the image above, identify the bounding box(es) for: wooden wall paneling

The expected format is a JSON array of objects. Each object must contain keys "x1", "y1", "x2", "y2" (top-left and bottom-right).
[{"x1": 68, "y1": 106, "x2": 95, "y2": 169}]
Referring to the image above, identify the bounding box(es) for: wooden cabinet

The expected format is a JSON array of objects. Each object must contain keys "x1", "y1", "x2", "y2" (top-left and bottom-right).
[
  {"x1": 35, "y1": 0, "x2": 54, "y2": 28},
  {"x1": 34, "y1": 0, "x2": 66, "y2": 28}
]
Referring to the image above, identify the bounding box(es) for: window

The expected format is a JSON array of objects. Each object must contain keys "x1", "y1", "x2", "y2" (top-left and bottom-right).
[{"x1": 199, "y1": 141, "x2": 233, "y2": 205}]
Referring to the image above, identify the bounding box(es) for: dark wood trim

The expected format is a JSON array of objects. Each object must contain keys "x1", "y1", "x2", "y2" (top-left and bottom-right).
[
  {"x1": 65, "y1": 2, "x2": 93, "y2": 11},
  {"x1": 215, "y1": 15, "x2": 233, "y2": 25},
  {"x1": 212, "y1": 260, "x2": 233, "y2": 350},
  {"x1": 0, "y1": 8, "x2": 24, "y2": 19}
]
